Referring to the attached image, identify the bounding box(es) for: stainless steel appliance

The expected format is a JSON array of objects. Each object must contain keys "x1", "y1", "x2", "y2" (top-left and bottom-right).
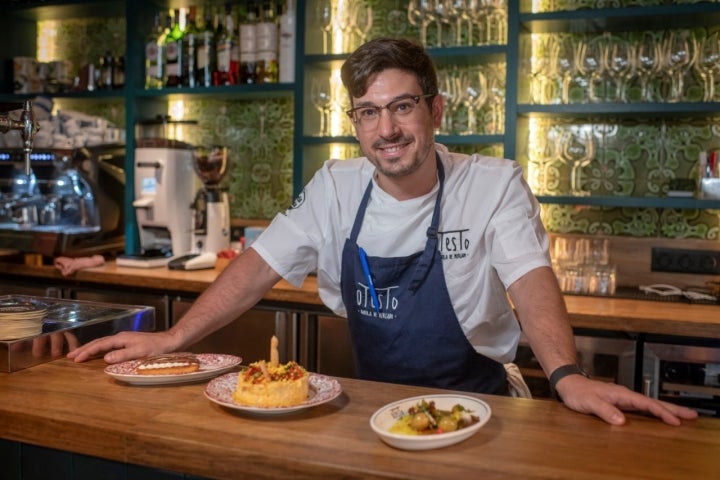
[
  {"x1": 118, "y1": 117, "x2": 198, "y2": 267},
  {"x1": 0, "y1": 145, "x2": 126, "y2": 256},
  {"x1": 0, "y1": 294, "x2": 154, "y2": 372}
]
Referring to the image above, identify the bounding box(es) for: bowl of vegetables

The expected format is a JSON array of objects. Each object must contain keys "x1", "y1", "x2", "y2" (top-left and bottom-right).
[{"x1": 369, "y1": 394, "x2": 491, "y2": 450}]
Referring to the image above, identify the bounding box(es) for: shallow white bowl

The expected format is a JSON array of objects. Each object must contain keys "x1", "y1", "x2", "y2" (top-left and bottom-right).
[{"x1": 369, "y1": 394, "x2": 491, "y2": 451}]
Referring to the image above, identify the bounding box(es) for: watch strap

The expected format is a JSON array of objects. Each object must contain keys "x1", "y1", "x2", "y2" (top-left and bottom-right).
[{"x1": 549, "y1": 364, "x2": 589, "y2": 401}]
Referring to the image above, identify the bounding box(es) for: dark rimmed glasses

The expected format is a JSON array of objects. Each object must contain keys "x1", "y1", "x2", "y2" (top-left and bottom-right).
[{"x1": 346, "y1": 93, "x2": 435, "y2": 131}]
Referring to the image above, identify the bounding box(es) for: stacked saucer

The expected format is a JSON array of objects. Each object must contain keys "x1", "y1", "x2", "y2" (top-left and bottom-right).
[{"x1": 0, "y1": 301, "x2": 47, "y2": 340}]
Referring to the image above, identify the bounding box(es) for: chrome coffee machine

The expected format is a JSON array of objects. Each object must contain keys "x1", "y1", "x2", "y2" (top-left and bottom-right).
[
  {"x1": 118, "y1": 116, "x2": 198, "y2": 268},
  {"x1": 0, "y1": 145, "x2": 126, "y2": 256}
]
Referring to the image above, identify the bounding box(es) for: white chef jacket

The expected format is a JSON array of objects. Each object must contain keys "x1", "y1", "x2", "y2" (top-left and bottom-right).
[{"x1": 251, "y1": 144, "x2": 551, "y2": 363}]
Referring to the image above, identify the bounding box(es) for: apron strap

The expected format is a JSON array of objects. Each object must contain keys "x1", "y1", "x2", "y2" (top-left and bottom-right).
[
  {"x1": 408, "y1": 155, "x2": 445, "y2": 292},
  {"x1": 350, "y1": 154, "x2": 445, "y2": 293}
]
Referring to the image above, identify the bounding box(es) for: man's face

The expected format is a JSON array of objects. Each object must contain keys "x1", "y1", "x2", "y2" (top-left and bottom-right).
[{"x1": 350, "y1": 69, "x2": 442, "y2": 181}]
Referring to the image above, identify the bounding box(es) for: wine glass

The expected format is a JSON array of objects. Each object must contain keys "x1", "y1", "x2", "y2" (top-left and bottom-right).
[
  {"x1": 351, "y1": 3, "x2": 374, "y2": 51},
  {"x1": 458, "y1": 67, "x2": 488, "y2": 135},
  {"x1": 633, "y1": 31, "x2": 662, "y2": 102},
  {"x1": 560, "y1": 126, "x2": 595, "y2": 196},
  {"x1": 694, "y1": 31, "x2": 720, "y2": 102},
  {"x1": 486, "y1": 65, "x2": 505, "y2": 134},
  {"x1": 663, "y1": 29, "x2": 694, "y2": 103},
  {"x1": 605, "y1": 33, "x2": 635, "y2": 103},
  {"x1": 408, "y1": 0, "x2": 434, "y2": 46},
  {"x1": 577, "y1": 34, "x2": 607, "y2": 103},
  {"x1": 551, "y1": 34, "x2": 578, "y2": 104},
  {"x1": 485, "y1": 0, "x2": 507, "y2": 45},
  {"x1": 316, "y1": 1, "x2": 334, "y2": 54},
  {"x1": 311, "y1": 76, "x2": 332, "y2": 137},
  {"x1": 529, "y1": 35, "x2": 553, "y2": 105},
  {"x1": 438, "y1": 68, "x2": 461, "y2": 134},
  {"x1": 443, "y1": 0, "x2": 467, "y2": 46}
]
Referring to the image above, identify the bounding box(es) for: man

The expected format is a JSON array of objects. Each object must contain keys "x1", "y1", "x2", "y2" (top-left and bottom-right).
[{"x1": 69, "y1": 37, "x2": 696, "y2": 426}]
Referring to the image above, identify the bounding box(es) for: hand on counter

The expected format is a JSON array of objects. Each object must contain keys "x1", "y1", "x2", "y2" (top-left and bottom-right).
[
  {"x1": 54, "y1": 255, "x2": 105, "y2": 276},
  {"x1": 67, "y1": 330, "x2": 178, "y2": 364},
  {"x1": 555, "y1": 374, "x2": 698, "y2": 426}
]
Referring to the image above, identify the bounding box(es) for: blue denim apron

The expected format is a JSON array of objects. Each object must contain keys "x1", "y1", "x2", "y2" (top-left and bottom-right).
[{"x1": 340, "y1": 157, "x2": 507, "y2": 394}]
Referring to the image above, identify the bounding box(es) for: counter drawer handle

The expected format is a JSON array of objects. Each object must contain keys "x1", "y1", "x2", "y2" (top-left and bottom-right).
[{"x1": 136, "y1": 161, "x2": 162, "y2": 168}]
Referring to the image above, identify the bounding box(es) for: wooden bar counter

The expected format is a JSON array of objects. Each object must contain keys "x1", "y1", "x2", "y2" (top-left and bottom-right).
[
  {"x1": 0, "y1": 358, "x2": 717, "y2": 479},
  {"x1": 2, "y1": 260, "x2": 719, "y2": 339}
]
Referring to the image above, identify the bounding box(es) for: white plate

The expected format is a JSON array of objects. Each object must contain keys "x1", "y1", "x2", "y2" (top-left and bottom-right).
[
  {"x1": 370, "y1": 394, "x2": 491, "y2": 451},
  {"x1": 104, "y1": 353, "x2": 242, "y2": 385},
  {"x1": 204, "y1": 371, "x2": 342, "y2": 415}
]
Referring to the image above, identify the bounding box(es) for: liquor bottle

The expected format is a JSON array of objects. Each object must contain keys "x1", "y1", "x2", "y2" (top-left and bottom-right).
[
  {"x1": 184, "y1": 5, "x2": 200, "y2": 87},
  {"x1": 213, "y1": 3, "x2": 237, "y2": 85},
  {"x1": 98, "y1": 52, "x2": 114, "y2": 90},
  {"x1": 145, "y1": 12, "x2": 166, "y2": 89},
  {"x1": 195, "y1": 3, "x2": 216, "y2": 87},
  {"x1": 238, "y1": 1, "x2": 258, "y2": 84},
  {"x1": 278, "y1": 0, "x2": 295, "y2": 83},
  {"x1": 112, "y1": 55, "x2": 125, "y2": 89},
  {"x1": 164, "y1": 8, "x2": 185, "y2": 87},
  {"x1": 256, "y1": 0, "x2": 278, "y2": 84}
]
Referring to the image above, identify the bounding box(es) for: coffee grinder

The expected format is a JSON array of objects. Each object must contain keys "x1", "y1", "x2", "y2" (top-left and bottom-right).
[
  {"x1": 167, "y1": 146, "x2": 231, "y2": 270},
  {"x1": 191, "y1": 145, "x2": 230, "y2": 253},
  {"x1": 117, "y1": 116, "x2": 198, "y2": 268}
]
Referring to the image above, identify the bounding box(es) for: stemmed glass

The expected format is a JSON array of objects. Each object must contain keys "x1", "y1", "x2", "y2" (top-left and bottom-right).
[
  {"x1": 351, "y1": 3, "x2": 374, "y2": 51},
  {"x1": 486, "y1": 66, "x2": 505, "y2": 134},
  {"x1": 694, "y1": 31, "x2": 720, "y2": 102},
  {"x1": 485, "y1": 0, "x2": 507, "y2": 45},
  {"x1": 633, "y1": 31, "x2": 662, "y2": 103},
  {"x1": 311, "y1": 76, "x2": 332, "y2": 137},
  {"x1": 529, "y1": 35, "x2": 553, "y2": 104},
  {"x1": 663, "y1": 29, "x2": 693, "y2": 103},
  {"x1": 408, "y1": 0, "x2": 434, "y2": 46},
  {"x1": 559, "y1": 126, "x2": 595, "y2": 196},
  {"x1": 577, "y1": 35, "x2": 607, "y2": 103},
  {"x1": 551, "y1": 34, "x2": 578, "y2": 104},
  {"x1": 438, "y1": 68, "x2": 461, "y2": 134},
  {"x1": 316, "y1": 1, "x2": 334, "y2": 54},
  {"x1": 605, "y1": 33, "x2": 635, "y2": 102},
  {"x1": 458, "y1": 67, "x2": 488, "y2": 135},
  {"x1": 443, "y1": 0, "x2": 468, "y2": 46},
  {"x1": 466, "y1": 0, "x2": 489, "y2": 45}
]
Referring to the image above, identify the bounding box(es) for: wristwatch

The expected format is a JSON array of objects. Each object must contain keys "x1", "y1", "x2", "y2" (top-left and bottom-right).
[{"x1": 549, "y1": 364, "x2": 589, "y2": 401}]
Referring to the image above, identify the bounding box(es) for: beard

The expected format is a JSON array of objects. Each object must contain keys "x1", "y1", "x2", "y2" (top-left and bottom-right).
[{"x1": 367, "y1": 134, "x2": 435, "y2": 179}]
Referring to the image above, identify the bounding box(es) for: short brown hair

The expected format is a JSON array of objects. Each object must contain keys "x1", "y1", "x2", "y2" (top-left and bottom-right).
[{"x1": 340, "y1": 37, "x2": 439, "y2": 107}]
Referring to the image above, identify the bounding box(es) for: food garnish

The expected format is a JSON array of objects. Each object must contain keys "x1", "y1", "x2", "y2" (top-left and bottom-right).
[{"x1": 389, "y1": 399, "x2": 480, "y2": 435}]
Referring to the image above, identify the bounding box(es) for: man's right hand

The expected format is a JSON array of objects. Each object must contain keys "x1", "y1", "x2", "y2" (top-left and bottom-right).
[{"x1": 66, "y1": 330, "x2": 179, "y2": 364}]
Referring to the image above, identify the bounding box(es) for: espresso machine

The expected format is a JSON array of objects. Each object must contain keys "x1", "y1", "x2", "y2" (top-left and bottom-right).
[
  {"x1": 0, "y1": 101, "x2": 126, "y2": 256},
  {"x1": 117, "y1": 116, "x2": 198, "y2": 268},
  {"x1": 167, "y1": 145, "x2": 231, "y2": 271}
]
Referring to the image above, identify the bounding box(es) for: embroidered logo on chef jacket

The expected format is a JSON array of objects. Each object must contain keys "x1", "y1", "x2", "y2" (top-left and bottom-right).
[
  {"x1": 283, "y1": 188, "x2": 306, "y2": 214},
  {"x1": 438, "y1": 228, "x2": 470, "y2": 260}
]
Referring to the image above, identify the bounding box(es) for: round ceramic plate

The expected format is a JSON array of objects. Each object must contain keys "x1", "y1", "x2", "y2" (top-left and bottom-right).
[
  {"x1": 370, "y1": 394, "x2": 491, "y2": 451},
  {"x1": 204, "y1": 371, "x2": 342, "y2": 415},
  {"x1": 104, "y1": 353, "x2": 242, "y2": 385}
]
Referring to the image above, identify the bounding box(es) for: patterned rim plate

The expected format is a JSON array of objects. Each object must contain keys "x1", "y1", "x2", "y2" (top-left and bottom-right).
[
  {"x1": 204, "y1": 372, "x2": 342, "y2": 415},
  {"x1": 104, "y1": 353, "x2": 242, "y2": 386}
]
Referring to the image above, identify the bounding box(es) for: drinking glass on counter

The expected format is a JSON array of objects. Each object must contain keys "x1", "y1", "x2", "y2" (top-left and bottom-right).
[{"x1": 552, "y1": 236, "x2": 616, "y2": 296}]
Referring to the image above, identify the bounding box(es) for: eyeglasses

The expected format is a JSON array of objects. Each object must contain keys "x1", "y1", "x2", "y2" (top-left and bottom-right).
[{"x1": 346, "y1": 94, "x2": 435, "y2": 131}]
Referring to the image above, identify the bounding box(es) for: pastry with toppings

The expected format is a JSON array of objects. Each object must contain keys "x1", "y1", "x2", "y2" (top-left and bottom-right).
[
  {"x1": 232, "y1": 336, "x2": 309, "y2": 407},
  {"x1": 136, "y1": 354, "x2": 200, "y2": 375}
]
